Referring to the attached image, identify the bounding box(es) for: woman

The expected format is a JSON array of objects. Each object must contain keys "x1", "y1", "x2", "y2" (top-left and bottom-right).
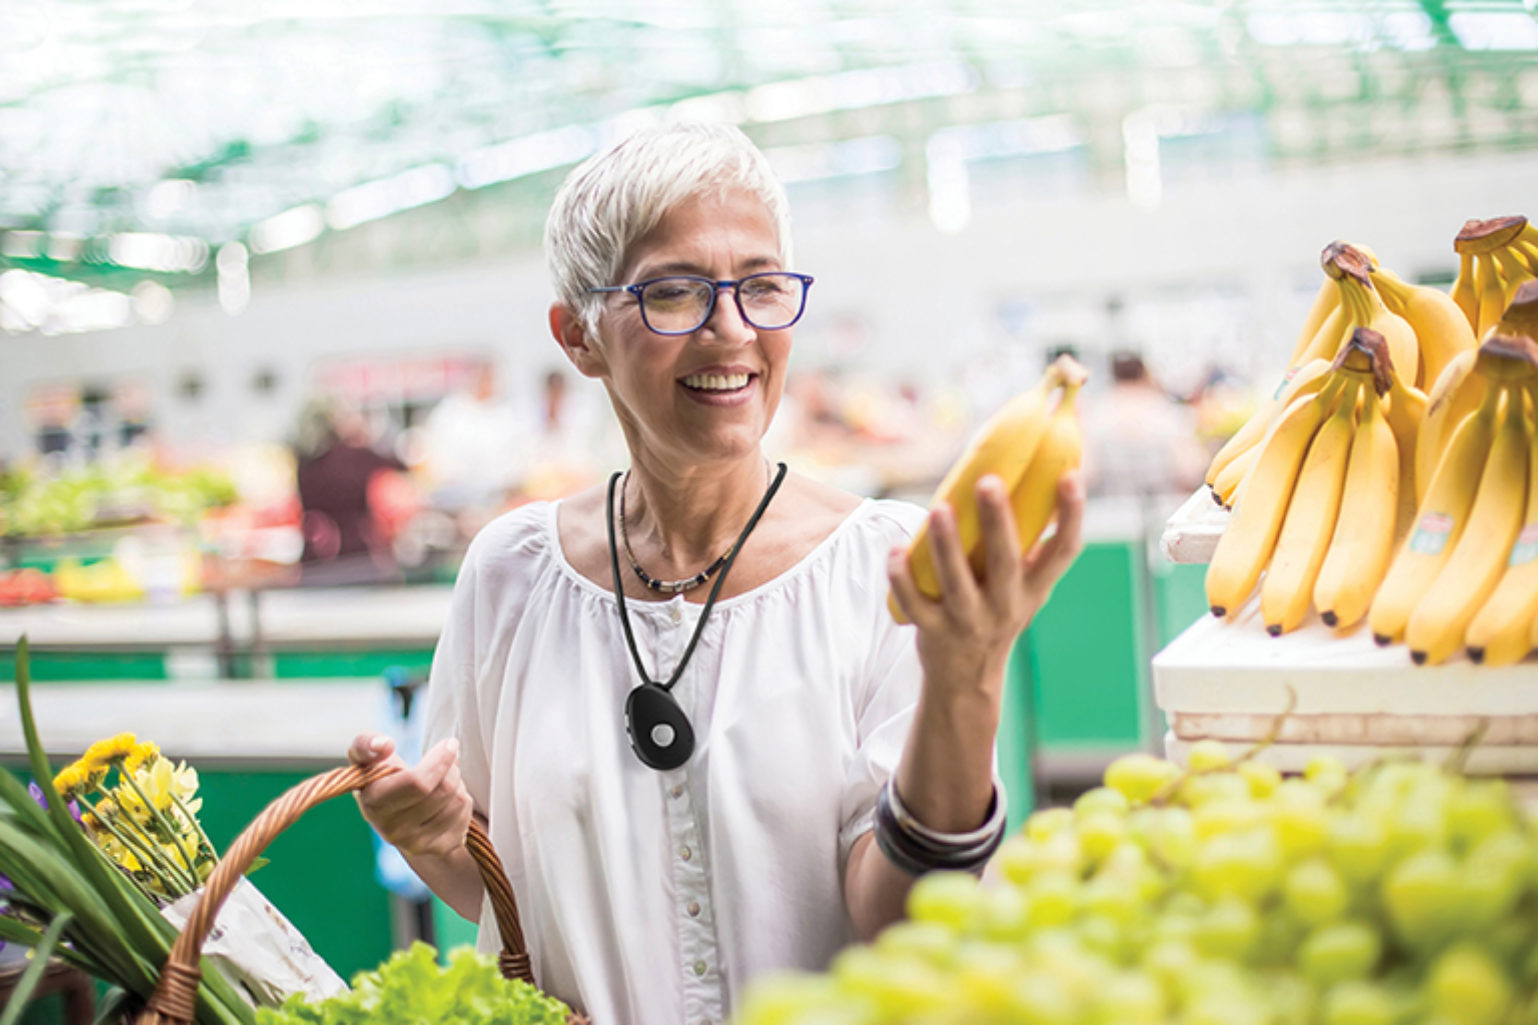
[{"x1": 350, "y1": 121, "x2": 1083, "y2": 1023}]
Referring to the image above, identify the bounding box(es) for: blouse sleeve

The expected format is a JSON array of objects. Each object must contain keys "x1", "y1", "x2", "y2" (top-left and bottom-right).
[
  {"x1": 421, "y1": 536, "x2": 493, "y2": 814},
  {"x1": 835, "y1": 506, "x2": 926, "y2": 870}
]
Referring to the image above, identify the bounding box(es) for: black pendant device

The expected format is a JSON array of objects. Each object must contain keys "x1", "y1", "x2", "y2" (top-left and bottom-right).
[
  {"x1": 625, "y1": 682, "x2": 695, "y2": 770},
  {"x1": 606, "y1": 463, "x2": 786, "y2": 772}
]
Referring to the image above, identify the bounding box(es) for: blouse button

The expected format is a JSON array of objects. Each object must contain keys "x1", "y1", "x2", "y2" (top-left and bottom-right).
[
  {"x1": 680, "y1": 845, "x2": 692, "y2": 861},
  {"x1": 670, "y1": 784, "x2": 684, "y2": 798},
  {"x1": 693, "y1": 960, "x2": 707, "y2": 977},
  {"x1": 687, "y1": 900, "x2": 701, "y2": 917},
  {"x1": 669, "y1": 605, "x2": 683, "y2": 625}
]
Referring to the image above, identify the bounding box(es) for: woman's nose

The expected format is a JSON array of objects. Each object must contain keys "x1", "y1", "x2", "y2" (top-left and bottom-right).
[{"x1": 700, "y1": 284, "x2": 756, "y2": 344}]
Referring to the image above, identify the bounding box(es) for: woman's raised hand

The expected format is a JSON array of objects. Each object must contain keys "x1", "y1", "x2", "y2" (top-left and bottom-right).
[
  {"x1": 887, "y1": 471, "x2": 1085, "y2": 697},
  {"x1": 349, "y1": 732, "x2": 474, "y2": 860}
]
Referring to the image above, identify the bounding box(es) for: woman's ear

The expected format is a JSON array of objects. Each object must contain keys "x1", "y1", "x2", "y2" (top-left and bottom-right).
[{"x1": 549, "y1": 302, "x2": 606, "y2": 379}]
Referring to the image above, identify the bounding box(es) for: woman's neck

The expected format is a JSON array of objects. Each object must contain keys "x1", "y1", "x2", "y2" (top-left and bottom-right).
[{"x1": 622, "y1": 453, "x2": 773, "y2": 575}]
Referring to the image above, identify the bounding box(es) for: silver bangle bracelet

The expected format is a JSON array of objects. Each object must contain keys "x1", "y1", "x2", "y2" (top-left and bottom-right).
[{"x1": 887, "y1": 777, "x2": 1008, "y2": 848}]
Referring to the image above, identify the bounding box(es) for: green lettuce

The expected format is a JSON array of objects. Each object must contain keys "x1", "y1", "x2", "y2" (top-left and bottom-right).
[{"x1": 255, "y1": 943, "x2": 570, "y2": 1025}]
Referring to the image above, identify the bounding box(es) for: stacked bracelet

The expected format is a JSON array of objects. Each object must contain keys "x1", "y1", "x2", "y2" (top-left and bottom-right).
[{"x1": 873, "y1": 778, "x2": 1008, "y2": 877}]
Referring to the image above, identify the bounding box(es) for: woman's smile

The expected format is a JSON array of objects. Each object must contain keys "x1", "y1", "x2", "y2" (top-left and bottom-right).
[{"x1": 679, "y1": 365, "x2": 758, "y2": 405}]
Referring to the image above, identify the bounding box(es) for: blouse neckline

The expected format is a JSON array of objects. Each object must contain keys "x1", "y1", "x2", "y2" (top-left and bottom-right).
[{"x1": 542, "y1": 495, "x2": 881, "y2": 613}]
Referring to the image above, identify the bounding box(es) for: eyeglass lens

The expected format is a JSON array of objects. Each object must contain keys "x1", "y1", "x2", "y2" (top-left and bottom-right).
[{"x1": 640, "y1": 274, "x2": 805, "y2": 333}]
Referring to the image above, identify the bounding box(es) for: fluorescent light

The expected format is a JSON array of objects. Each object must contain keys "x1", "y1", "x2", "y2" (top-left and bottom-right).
[
  {"x1": 1450, "y1": 11, "x2": 1538, "y2": 50},
  {"x1": 456, "y1": 126, "x2": 598, "y2": 190},
  {"x1": 327, "y1": 164, "x2": 456, "y2": 231},
  {"x1": 107, "y1": 232, "x2": 209, "y2": 273},
  {"x1": 249, "y1": 204, "x2": 325, "y2": 254}
]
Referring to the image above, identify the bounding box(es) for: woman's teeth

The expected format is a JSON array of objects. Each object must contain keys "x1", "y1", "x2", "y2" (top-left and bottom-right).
[{"x1": 682, "y1": 372, "x2": 750, "y2": 392}]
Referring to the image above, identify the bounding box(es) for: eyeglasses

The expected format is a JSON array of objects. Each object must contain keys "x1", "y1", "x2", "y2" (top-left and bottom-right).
[{"x1": 589, "y1": 272, "x2": 814, "y2": 336}]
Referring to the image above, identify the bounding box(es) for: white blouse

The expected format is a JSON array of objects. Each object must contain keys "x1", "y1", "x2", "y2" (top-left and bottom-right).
[{"x1": 422, "y1": 495, "x2": 927, "y2": 1025}]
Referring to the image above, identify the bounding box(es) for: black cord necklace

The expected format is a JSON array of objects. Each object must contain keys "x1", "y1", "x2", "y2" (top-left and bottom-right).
[
  {"x1": 619, "y1": 471, "x2": 729, "y2": 595},
  {"x1": 607, "y1": 461, "x2": 788, "y2": 771}
]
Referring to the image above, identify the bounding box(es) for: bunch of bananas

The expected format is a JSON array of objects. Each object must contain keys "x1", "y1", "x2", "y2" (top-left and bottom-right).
[
  {"x1": 1450, "y1": 216, "x2": 1538, "y2": 340},
  {"x1": 889, "y1": 354, "x2": 1089, "y2": 624},
  {"x1": 1204, "y1": 242, "x2": 1471, "y2": 515},
  {"x1": 1367, "y1": 326, "x2": 1538, "y2": 667},
  {"x1": 1207, "y1": 324, "x2": 1410, "y2": 636}
]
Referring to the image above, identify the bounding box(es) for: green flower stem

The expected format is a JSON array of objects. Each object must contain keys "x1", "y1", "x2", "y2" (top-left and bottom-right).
[
  {"x1": 169, "y1": 786, "x2": 219, "y2": 865},
  {"x1": 0, "y1": 911, "x2": 74, "y2": 1025},
  {"x1": 118, "y1": 766, "x2": 202, "y2": 884},
  {"x1": 76, "y1": 792, "x2": 197, "y2": 897}
]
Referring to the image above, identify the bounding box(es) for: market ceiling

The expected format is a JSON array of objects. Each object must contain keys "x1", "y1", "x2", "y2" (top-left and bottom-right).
[{"x1": 2, "y1": 0, "x2": 1537, "y2": 297}]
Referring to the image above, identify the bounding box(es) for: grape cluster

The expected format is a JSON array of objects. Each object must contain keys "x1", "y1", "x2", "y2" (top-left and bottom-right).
[{"x1": 735, "y1": 745, "x2": 1538, "y2": 1025}]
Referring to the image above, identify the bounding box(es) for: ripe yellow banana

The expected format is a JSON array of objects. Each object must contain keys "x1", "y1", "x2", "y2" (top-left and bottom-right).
[
  {"x1": 889, "y1": 357, "x2": 1073, "y2": 623},
  {"x1": 995, "y1": 377, "x2": 1086, "y2": 574},
  {"x1": 1204, "y1": 358, "x2": 1334, "y2": 488},
  {"x1": 1261, "y1": 379, "x2": 1361, "y2": 636},
  {"x1": 1492, "y1": 248, "x2": 1533, "y2": 314},
  {"x1": 1212, "y1": 442, "x2": 1260, "y2": 509},
  {"x1": 1385, "y1": 373, "x2": 1428, "y2": 536},
  {"x1": 1451, "y1": 251, "x2": 1480, "y2": 332},
  {"x1": 1286, "y1": 277, "x2": 1342, "y2": 371},
  {"x1": 1466, "y1": 383, "x2": 1538, "y2": 666},
  {"x1": 1206, "y1": 375, "x2": 1350, "y2": 618},
  {"x1": 1371, "y1": 266, "x2": 1477, "y2": 393},
  {"x1": 1474, "y1": 253, "x2": 1509, "y2": 340},
  {"x1": 1332, "y1": 265, "x2": 1420, "y2": 392},
  {"x1": 1315, "y1": 384, "x2": 1400, "y2": 631},
  {"x1": 1417, "y1": 348, "x2": 1488, "y2": 502},
  {"x1": 1369, "y1": 383, "x2": 1505, "y2": 645},
  {"x1": 1405, "y1": 386, "x2": 1529, "y2": 665}
]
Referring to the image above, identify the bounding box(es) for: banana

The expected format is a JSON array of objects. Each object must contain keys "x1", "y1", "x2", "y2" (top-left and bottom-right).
[
  {"x1": 1371, "y1": 266, "x2": 1477, "y2": 393},
  {"x1": 1474, "y1": 253, "x2": 1509, "y2": 339},
  {"x1": 1492, "y1": 248, "x2": 1533, "y2": 313},
  {"x1": 1315, "y1": 384, "x2": 1400, "y2": 631},
  {"x1": 1212, "y1": 441, "x2": 1260, "y2": 509},
  {"x1": 1451, "y1": 251, "x2": 1480, "y2": 331},
  {"x1": 1204, "y1": 358, "x2": 1334, "y2": 488},
  {"x1": 1260, "y1": 379, "x2": 1360, "y2": 636},
  {"x1": 1368, "y1": 383, "x2": 1505, "y2": 645},
  {"x1": 1511, "y1": 240, "x2": 1538, "y2": 278},
  {"x1": 889, "y1": 356, "x2": 1077, "y2": 623},
  {"x1": 1466, "y1": 383, "x2": 1538, "y2": 666},
  {"x1": 1286, "y1": 278, "x2": 1342, "y2": 371},
  {"x1": 1206, "y1": 374, "x2": 1350, "y2": 618},
  {"x1": 1333, "y1": 268, "x2": 1420, "y2": 392},
  {"x1": 994, "y1": 377, "x2": 1086, "y2": 574},
  {"x1": 1385, "y1": 373, "x2": 1428, "y2": 535},
  {"x1": 1290, "y1": 304, "x2": 1352, "y2": 373},
  {"x1": 1405, "y1": 386, "x2": 1529, "y2": 665},
  {"x1": 1416, "y1": 348, "x2": 1488, "y2": 502}
]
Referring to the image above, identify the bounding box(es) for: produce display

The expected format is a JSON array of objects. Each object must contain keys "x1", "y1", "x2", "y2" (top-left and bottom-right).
[
  {"x1": 890, "y1": 353, "x2": 1088, "y2": 623},
  {"x1": 0, "y1": 457, "x2": 236, "y2": 539},
  {"x1": 1200, "y1": 221, "x2": 1538, "y2": 666},
  {"x1": 735, "y1": 744, "x2": 1538, "y2": 1025},
  {"x1": 254, "y1": 943, "x2": 570, "y2": 1025}
]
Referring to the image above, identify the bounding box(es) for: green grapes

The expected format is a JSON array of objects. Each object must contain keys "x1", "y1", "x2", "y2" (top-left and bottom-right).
[{"x1": 734, "y1": 753, "x2": 1538, "y2": 1025}]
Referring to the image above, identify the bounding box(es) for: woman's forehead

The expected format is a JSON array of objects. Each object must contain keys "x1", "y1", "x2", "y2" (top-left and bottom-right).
[{"x1": 621, "y1": 189, "x2": 783, "y2": 277}]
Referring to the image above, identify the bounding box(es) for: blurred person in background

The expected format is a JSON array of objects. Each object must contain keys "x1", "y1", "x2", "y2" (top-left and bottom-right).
[
  {"x1": 418, "y1": 362, "x2": 524, "y2": 522},
  {"x1": 293, "y1": 396, "x2": 415, "y2": 580},
  {"x1": 348, "y1": 121, "x2": 1083, "y2": 1023},
  {"x1": 1081, "y1": 350, "x2": 1207, "y2": 500}
]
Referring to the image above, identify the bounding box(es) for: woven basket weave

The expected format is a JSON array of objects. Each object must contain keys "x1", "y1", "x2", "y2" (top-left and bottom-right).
[{"x1": 129, "y1": 762, "x2": 586, "y2": 1025}]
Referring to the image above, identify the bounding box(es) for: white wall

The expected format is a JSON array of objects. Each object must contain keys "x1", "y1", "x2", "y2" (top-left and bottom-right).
[{"x1": 3, "y1": 147, "x2": 1535, "y2": 460}]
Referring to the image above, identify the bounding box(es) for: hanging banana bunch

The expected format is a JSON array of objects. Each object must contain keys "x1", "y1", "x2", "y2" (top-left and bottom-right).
[
  {"x1": 1203, "y1": 241, "x2": 1455, "y2": 514},
  {"x1": 1451, "y1": 216, "x2": 1538, "y2": 339},
  {"x1": 1368, "y1": 334, "x2": 1538, "y2": 665},
  {"x1": 1206, "y1": 329, "x2": 1407, "y2": 635},
  {"x1": 889, "y1": 353, "x2": 1089, "y2": 623}
]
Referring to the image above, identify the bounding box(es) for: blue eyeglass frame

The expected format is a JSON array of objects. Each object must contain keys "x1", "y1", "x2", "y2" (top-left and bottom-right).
[{"x1": 588, "y1": 271, "x2": 815, "y2": 336}]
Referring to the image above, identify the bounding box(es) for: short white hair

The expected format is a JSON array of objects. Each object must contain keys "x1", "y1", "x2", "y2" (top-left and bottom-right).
[{"x1": 544, "y1": 121, "x2": 793, "y2": 332}]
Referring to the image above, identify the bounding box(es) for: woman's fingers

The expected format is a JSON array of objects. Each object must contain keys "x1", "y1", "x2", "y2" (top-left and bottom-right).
[
  {"x1": 348, "y1": 732, "x2": 394, "y2": 766},
  {"x1": 925, "y1": 502, "x2": 980, "y2": 619},
  {"x1": 975, "y1": 475, "x2": 1023, "y2": 606}
]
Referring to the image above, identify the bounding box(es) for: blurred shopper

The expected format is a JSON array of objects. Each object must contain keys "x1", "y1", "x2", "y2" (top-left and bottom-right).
[
  {"x1": 292, "y1": 397, "x2": 413, "y2": 577},
  {"x1": 418, "y1": 363, "x2": 524, "y2": 515},
  {"x1": 348, "y1": 122, "x2": 1084, "y2": 1024},
  {"x1": 1082, "y1": 351, "x2": 1207, "y2": 499}
]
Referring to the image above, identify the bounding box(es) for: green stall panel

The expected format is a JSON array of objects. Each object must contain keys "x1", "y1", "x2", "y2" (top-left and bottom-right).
[
  {"x1": 271, "y1": 649, "x2": 434, "y2": 679},
  {"x1": 1153, "y1": 560, "x2": 1210, "y2": 649},
  {"x1": 0, "y1": 650, "x2": 167, "y2": 681}
]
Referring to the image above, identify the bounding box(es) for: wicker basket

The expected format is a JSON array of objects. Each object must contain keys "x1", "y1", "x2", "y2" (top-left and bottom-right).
[{"x1": 129, "y1": 762, "x2": 586, "y2": 1025}]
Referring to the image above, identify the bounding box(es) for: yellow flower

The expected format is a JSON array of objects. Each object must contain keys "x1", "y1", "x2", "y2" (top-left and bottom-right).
[
  {"x1": 51, "y1": 762, "x2": 104, "y2": 799},
  {"x1": 123, "y1": 741, "x2": 160, "y2": 775},
  {"x1": 81, "y1": 732, "x2": 138, "y2": 769}
]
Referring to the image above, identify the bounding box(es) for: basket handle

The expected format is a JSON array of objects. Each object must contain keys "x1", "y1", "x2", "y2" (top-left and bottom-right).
[{"x1": 134, "y1": 762, "x2": 534, "y2": 1025}]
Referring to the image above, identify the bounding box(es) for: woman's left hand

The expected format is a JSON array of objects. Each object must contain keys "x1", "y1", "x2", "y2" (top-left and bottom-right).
[{"x1": 887, "y1": 471, "x2": 1085, "y2": 698}]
